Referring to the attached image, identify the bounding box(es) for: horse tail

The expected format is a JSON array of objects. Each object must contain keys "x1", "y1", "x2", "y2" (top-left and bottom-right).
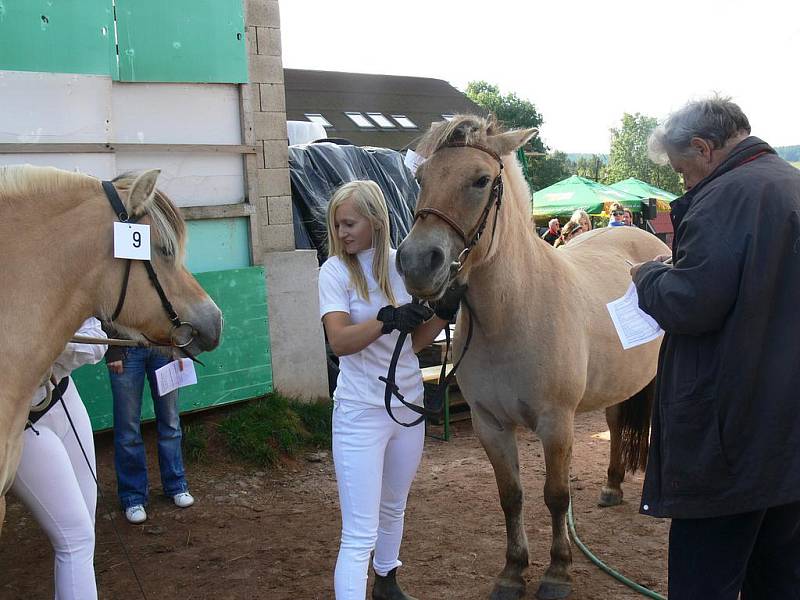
[{"x1": 619, "y1": 378, "x2": 655, "y2": 472}]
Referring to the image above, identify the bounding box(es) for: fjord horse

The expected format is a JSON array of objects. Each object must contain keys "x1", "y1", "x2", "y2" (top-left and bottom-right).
[
  {"x1": 0, "y1": 166, "x2": 222, "y2": 534},
  {"x1": 397, "y1": 116, "x2": 667, "y2": 599}
]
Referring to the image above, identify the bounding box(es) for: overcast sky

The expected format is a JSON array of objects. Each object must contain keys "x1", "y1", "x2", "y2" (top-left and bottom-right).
[{"x1": 280, "y1": 0, "x2": 800, "y2": 154}]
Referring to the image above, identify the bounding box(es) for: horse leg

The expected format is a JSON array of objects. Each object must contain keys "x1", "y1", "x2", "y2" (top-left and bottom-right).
[
  {"x1": 473, "y1": 414, "x2": 529, "y2": 600},
  {"x1": 599, "y1": 404, "x2": 625, "y2": 507},
  {"x1": 536, "y1": 411, "x2": 574, "y2": 600}
]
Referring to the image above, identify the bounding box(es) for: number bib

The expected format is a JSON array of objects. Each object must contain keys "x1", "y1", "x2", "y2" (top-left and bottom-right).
[{"x1": 113, "y1": 222, "x2": 151, "y2": 260}]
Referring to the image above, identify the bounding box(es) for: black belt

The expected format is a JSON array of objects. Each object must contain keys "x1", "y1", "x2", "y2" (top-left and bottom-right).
[{"x1": 26, "y1": 377, "x2": 69, "y2": 429}]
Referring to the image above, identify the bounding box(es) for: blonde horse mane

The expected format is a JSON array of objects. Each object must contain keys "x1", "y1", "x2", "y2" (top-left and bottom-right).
[
  {"x1": 0, "y1": 165, "x2": 95, "y2": 201},
  {"x1": 416, "y1": 114, "x2": 500, "y2": 158}
]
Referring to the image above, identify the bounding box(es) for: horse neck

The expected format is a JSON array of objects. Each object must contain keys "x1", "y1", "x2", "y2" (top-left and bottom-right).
[{"x1": 465, "y1": 161, "x2": 572, "y2": 334}]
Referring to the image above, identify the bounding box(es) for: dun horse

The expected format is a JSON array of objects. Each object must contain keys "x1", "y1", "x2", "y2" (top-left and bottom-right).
[
  {"x1": 0, "y1": 166, "x2": 222, "y2": 534},
  {"x1": 397, "y1": 116, "x2": 668, "y2": 599}
]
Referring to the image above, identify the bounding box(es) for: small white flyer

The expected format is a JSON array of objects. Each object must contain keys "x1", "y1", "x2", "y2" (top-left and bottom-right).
[
  {"x1": 114, "y1": 222, "x2": 151, "y2": 260},
  {"x1": 606, "y1": 283, "x2": 664, "y2": 350},
  {"x1": 404, "y1": 148, "x2": 426, "y2": 176},
  {"x1": 155, "y1": 358, "x2": 198, "y2": 396}
]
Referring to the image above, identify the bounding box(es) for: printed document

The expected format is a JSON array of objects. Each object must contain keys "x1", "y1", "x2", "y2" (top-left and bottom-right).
[
  {"x1": 607, "y1": 283, "x2": 663, "y2": 349},
  {"x1": 155, "y1": 358, "x2": 198, "y2": 396}
]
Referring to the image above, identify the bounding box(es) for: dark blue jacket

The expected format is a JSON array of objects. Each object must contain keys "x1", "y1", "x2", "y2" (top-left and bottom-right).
[{"x1": 634, "y1": 137, "x2": 800, "y2": 519}]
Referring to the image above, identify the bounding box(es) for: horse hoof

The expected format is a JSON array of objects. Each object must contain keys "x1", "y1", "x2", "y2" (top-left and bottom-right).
[
  {"x1": 536, "y1": 581, "x2": 572, "y2": 600},
  {"x1": 597, "y1": 487, "x2": 623, "y2": 507},
  {"x1": 489, "y1": 581, "x2": 526, "y2": 600}
]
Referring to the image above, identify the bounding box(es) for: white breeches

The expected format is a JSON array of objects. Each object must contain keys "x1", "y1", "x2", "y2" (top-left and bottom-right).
[
  {"x1": 333, "y1": 403, "x2": 424, "y2": 600},
  {"x1": 10, "y1": 382, "x2": 97, "y2": 600}
]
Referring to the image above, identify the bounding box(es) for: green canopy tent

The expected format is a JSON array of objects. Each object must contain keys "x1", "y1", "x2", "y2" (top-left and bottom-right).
[
  {"x1": 609, "y1": 177, "x2": 677, "y2": 212},
  {"x1": 532, "y1": 175, "x2": 643, "y2": 219}
]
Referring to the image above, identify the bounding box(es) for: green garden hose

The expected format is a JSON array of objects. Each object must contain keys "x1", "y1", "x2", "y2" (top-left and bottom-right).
[{"x1": 567, "y1": 500, "x2": 666, "y2": 600}]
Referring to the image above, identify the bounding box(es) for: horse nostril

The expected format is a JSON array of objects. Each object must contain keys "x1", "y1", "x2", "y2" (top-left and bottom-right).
[{"x1": 429, "y1": 247, "x2": 444, "y2": 271}]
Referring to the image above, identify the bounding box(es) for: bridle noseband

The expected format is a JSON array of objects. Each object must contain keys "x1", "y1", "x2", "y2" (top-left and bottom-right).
[
  {"x1": 413, "y1": 141, "x2": 505, "y2": 272},
  {"x1": 102, "y1": 181, "x2": 198, "y2": 353}
]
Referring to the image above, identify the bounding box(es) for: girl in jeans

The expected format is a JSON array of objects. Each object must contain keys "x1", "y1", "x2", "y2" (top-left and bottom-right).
[
  {"x1": 106, "y1": 342, "x2": 194, "y2": 524},
  {"x1": 318, "y1": 181, "x2": 455, "y2": 599}
]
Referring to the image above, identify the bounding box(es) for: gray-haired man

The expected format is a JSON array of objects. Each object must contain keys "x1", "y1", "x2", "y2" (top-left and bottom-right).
[{"x1": 631, "y1": 97, "x2": 800, "y2": 599}]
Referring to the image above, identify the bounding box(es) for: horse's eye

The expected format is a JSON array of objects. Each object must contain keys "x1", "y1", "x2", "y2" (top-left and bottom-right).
[
  {"x1": 473, "y1": 175, "x2": 491, "y2": 188},
  {"x1": 158, "y1": 246, "x2": 173, "y2": 258}
]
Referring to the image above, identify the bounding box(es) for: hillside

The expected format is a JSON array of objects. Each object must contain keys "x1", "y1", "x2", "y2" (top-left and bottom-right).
[{"x1": 775, "y1": 145, "x2": 800, "y2": 162}]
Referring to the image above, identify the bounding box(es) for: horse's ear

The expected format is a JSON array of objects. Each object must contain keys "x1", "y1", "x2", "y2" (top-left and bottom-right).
[
  {"x1": 487, "y1": 128, "x2": 539, "y2": 157},
  {"x1": 127, "y1": 169, "x2": 160, "y2": 217}
]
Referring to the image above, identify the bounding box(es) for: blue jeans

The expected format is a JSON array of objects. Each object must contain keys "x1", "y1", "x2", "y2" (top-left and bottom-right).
[{"x1": 110, "y1": 347, "x2": 188, "y2": 509}]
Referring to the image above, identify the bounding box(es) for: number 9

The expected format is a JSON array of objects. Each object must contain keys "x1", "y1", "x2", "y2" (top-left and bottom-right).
[{"x1": 132, "y1": 231, "x2": 141, "y2": 248}]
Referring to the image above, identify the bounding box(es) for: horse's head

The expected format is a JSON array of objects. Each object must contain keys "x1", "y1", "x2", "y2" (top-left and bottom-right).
[
  {"x1": 98, "y1": 171, "x2": 223, "y2": 357},
  {"x1": 397, "y1": 115, "x2": 537, "y2": 300}
]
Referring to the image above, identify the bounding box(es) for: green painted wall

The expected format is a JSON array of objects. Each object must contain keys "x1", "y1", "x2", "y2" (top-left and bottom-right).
[
  {"x1": 72, "y1": 267, "x2": 272, "y2": 431},
  {"x1": 115, "y1": 0, "x2": 247, "y2": 83},
  {"x1": 0, "y1": 0, "x2": 247, "y2": 83},
  {"x1": 0, "y1": 0, "x2": 117, "y2": 77},
  {"x1": 185, "y1": 218, "x2": 251, "y2": 273}
]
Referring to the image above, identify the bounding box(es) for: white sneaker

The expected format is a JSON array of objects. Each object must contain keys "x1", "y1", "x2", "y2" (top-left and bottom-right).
[
  {"x1": 173, "y1": 492, "x2": 195, "y2": 508},
  {"x1": 125, "y1": 505, "x2": 147, "y2": 524}
]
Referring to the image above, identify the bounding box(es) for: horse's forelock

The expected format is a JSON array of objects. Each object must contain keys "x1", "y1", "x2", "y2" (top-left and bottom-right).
[{"x1": 417, "y1": 114, "x2": 498, "y2": 158}]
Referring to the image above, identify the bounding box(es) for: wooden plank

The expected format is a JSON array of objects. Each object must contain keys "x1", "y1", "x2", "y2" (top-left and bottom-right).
[
  {"x1": 421, "y1": 364, "x2": 452, "y2": 384},
  {"x1": 182, "y1": 203, "x2": 255, "y2": 220},
  {"x1": 0, "y1": 143, "x2": 257, "y2": 154}
]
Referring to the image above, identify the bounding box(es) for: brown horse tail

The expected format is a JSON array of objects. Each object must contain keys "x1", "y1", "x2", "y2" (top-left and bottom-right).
[{"x1": 619, "y1": 378, "x2": 655, "y2": 472}]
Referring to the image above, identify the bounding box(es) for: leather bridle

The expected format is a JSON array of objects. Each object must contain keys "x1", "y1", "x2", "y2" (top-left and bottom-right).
[
  {"x1": 101, "y1": 180, "x2": 197, "y2": 352},
  {"x1": 413, "y1": 141, "x2": 505, "y2": 273}
]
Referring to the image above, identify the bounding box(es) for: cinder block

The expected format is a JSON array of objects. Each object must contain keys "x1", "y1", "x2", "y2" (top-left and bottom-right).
[
  {"x1": 248, "y1": 54, "x2": 284, "y2": 84},
  {"x1": 245, "y1": 0, "x2": 269, "y2": 27},
  {"x1": 259, "y1": 83, "x2": 286, "y2": 112},
  {"x1": 245, "y1": 26, "x2": 257, "y2": 55},
  {"x1": 265, "y1": 1, "x2": 281, "y2": 28},
  {"x1": 268, "y1": 195, "x2": 293, "y2": 225},
  {"x1": 261, "y1": 223, "x2": 295, "y2": 252},
  {"x1": 253, "y1": 111, "x2": 288, "y2": 141},
  {"x1": 263, "y1": 139, "x2": 289, "y2": 169},
  {"x1": 256, "y1": 167, "x2": 291, "y2": 197},
  {"x1": 256, "y1": 27, "x2": 282, "y2": 56}
]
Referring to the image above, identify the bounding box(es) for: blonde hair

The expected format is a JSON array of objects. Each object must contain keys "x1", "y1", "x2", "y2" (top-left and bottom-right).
[
  {"x1": 326, "y1": 181, "x2": 397, "y2": 306},
  {"x1": 570, "y1": 209, "x2": 591, "y2": 230}
]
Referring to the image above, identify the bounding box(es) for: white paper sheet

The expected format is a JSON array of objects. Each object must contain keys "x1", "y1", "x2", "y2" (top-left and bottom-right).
[
  {"x1": 606, "y1": 283, "x2": 664, "y2": 350},
  {"x1": 155, "y1": 358, "x2": 197, "y2": 396}
]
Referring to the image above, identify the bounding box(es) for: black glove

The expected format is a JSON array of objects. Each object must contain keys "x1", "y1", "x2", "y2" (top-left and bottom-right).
[
  {"x1": 377, "y1": 303, "x2": 433, "y2": 334},
  {"x1": 429, "y1": 282, "x2": 467, "y2": 321}
]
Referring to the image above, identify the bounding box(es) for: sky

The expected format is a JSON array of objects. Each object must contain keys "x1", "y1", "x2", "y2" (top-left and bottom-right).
[{"x1": 280, "y1": 0, "x2": 800, "y2": 154}]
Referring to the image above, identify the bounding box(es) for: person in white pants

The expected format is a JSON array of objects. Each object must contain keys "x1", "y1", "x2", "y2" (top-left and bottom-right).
[
  {"x1": 11, "y1": 317, "x2": 107, "y2": 600},
  {"x1": 319, "y1": 180, "x2": 462, "y2": 600}
]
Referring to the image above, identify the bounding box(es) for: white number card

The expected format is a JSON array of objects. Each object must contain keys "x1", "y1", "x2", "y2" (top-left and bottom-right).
[{"x1": 113, "y1": 222, "x2": 151, "y2": 260}]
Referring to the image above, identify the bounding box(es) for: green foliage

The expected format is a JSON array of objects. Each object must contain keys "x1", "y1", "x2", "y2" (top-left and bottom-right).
[
  {"x1": 219, "y1": 393, "x2": 332, "y2": 467},
  {"x1": 573, "y1": 154, "x2": 607, "y2": 182},
  {"x1": 465, "y1": 81, "x2": 546, "y2": 153},
  {"x1": 776, "y1": 145, "x2": 800, "y2": 162},
  {"x1": 181, "y1": 423, "x2": 208, "y2": 463},
  {"x1": 527, "y1": 151, "x2": 573, "y2": 192},
  {"x1": 605, "y1": 113, "x2": 683, "y2": 195}
]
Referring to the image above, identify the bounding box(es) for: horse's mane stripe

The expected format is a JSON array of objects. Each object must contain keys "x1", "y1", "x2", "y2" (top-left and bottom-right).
[
  {"x1": 0, "y1": 164, "x2": 95, "y2": 199},
  {"x1": 416, "y1": 114, "x2": 500, "y2": 158}
]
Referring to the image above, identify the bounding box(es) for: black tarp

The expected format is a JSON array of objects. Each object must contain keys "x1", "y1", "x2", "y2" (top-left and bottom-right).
[{"x1": 288, "y1": 142, "x2": 419, "y2": 264}]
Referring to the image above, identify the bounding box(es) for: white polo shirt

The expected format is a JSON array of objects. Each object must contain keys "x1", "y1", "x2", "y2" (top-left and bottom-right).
[{"x1": 318, "y1": 248, "x2": 424, "y2": 410}]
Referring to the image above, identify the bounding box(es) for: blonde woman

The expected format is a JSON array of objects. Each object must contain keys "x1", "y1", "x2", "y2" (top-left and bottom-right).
[
  {"x1": 318, "y1": 181, "x2": 453, "y2": 600},
  {"x1": 570, "y1": 209, "x2": 592, "y2": 233},
  {"x1": 554, "y1": 220, "x2": 584, "y2": 248}
]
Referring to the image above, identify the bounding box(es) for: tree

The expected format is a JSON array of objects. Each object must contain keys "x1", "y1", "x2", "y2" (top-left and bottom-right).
[
  {"x1": 574, "y1": 154, "x2": 607, "y2": 182},
  {"x1": 527, "y1": 151, "x2": 573, "y2": 192},
  {"x1": 465, "y1": 81, "x2": 546, "y2": 153},
  {"x1": 605, "y1": 113, "x2": 683, "y2": 195}
]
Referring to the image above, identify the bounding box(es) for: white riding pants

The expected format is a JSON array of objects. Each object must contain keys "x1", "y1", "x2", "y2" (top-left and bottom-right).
[
  {"x1": 11, "y1": 382, "x2": 97, "y2": 600},
  {"x1": 333, "y1": 403, "x2": 424, "y2": 600}
]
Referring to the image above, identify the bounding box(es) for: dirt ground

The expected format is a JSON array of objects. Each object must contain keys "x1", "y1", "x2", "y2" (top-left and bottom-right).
[{"x1": 0, "y1": 407, "x2": 668, "y2": 600}]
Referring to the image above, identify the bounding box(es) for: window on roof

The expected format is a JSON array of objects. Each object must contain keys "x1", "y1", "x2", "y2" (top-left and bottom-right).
[
  {"x1": 391, "y1": 114, "x2": 417, "y2": 129},
  {"x1": 304, "y1": 113, "x2": 333, "y2": 127},
  {"x1": 344, "y1": 112, "x2": 375, "y2": 128},
  {"x1": 366, "y1": 112, "x2": 396, "y2": 128},
  {"x1": 441, "y1": 114, "x2": 455, "y2": 121}
]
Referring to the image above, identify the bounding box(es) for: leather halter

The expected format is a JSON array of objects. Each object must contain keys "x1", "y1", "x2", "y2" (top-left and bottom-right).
[
  {"x1": 102, "y1": 181, "x2": 197, "y2": 350},
  {"x1": 413, "y1": 141, "x2": 505, "y2": 272}
]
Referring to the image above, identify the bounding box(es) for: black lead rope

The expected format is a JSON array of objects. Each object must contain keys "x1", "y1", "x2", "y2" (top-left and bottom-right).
[{"x1": 380, "y1": 296, "x2": 475, "y2": 428}]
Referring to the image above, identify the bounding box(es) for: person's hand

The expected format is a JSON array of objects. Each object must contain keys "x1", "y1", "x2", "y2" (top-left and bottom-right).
[
  {"x1": 630, "y1": 253, "x2": 672, "y2": 279},
  {"x1": 377, "y1": 303, "x2": 433, "y2": 334},
  {"x1": 107, "y1": 360, "x2": 124, "y2": 375},
  {"x1": 654, "y1": 253, "x2": 672, "y2": 263},
  {"x1": 429, "y1": 281, "x2": 467, "y2": 321}
]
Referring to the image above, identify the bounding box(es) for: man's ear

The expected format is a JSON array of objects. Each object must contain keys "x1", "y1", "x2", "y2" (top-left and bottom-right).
[{"x1": 690, "y1": 137, "x2": 714, "y2": 162}]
